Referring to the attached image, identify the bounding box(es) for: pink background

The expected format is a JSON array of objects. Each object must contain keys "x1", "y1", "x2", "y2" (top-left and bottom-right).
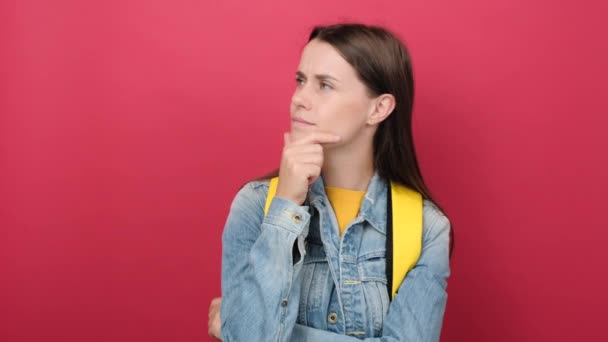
[{"x1": 2, "y1": 0, "x2": 607, "y2": 341}]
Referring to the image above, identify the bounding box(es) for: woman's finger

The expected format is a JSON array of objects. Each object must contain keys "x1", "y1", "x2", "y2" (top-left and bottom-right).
[{"x1": 290, "y1": 131, "x2": 341, "y2": 146}]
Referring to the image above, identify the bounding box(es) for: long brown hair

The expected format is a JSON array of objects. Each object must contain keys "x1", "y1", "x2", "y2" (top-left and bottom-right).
[{"x1": 253, "y1": 23, "x2": 453, "y2": 258}]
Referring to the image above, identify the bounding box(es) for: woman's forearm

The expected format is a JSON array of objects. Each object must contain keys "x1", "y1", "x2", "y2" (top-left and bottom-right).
[{"x1": 221, "y1": 184, "x2": 311, "y2": 342}]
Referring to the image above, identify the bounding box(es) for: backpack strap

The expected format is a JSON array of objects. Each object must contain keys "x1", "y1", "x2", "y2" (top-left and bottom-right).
[
  {"x1": 386, "y1": 181, "x2": 423, "y2": 300},
  {"x1": 264, "y1": 177, "x2": 280, "y2": 215}
]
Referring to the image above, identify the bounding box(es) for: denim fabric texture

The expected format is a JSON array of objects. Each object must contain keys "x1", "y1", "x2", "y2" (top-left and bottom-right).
[{"x1": 221, "y1": 171, "x2": 451, "y2": 341}]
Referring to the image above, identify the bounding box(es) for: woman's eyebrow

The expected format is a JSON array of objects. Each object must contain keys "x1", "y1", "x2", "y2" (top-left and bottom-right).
[{"x1": 296, "y1": 71, "x2": 340, "y2": 83}]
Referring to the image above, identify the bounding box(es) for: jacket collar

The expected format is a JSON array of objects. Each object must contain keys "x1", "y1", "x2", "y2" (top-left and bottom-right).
[{"x1": 307, "y1": 170, "x2": 388, "y2": 235}]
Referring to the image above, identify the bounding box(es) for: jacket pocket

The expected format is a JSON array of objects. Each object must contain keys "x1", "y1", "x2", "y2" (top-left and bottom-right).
[
  {"x1": 357, "y1": 250, "x2": 389, "y2": 337},
  {"x1": 297, "y1": 240, "x2": 329, "y2": 328}
]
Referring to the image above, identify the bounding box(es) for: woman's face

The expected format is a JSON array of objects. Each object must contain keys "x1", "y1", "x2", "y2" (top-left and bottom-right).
[{"x1": 290, "y1": 39, "x2": 376, "y2": 143}]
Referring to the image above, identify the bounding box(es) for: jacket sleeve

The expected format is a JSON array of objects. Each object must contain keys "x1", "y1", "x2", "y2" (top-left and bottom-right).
[
  {"x1": 220, "y1": 182, "x2": 312, "y2": 342},
  {"x1": 291, "y1": 203, "x2": 452, "y2": 342}
]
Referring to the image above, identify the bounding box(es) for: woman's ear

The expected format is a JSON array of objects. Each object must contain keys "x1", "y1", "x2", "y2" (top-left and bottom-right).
[{"x1": 366, "y1": 94, "x2": 396, "y2": 125}]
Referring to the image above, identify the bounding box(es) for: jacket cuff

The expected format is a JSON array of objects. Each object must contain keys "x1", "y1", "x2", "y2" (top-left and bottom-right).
[{"x1": 264, "y1": 196, "x2": 311, "y2": 236}]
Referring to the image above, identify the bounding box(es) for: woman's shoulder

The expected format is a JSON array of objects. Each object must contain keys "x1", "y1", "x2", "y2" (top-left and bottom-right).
[
  {"x1": 224, "y1": 179, "x2": 273, "y2": 235},
  {"x1": 238, "y1": 179, "x2": 271, "y2": 196},
  {"x1": 229, "y1": 179, "x2": 272, "y2": 212},
  {"x1": 242, "y1": 179, "x2": 271, "y2": 190},
  {"x1": 422, "y1": 199, "x2": 446, "y2": 218},
  {"x1": 421, "y1": 199, "x2": 451, "y2": 241}
]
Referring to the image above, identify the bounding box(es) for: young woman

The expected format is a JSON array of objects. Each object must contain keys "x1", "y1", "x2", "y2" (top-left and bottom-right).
[{"x1": 209, "y1": 23, "x2": 453, "y2": 341}]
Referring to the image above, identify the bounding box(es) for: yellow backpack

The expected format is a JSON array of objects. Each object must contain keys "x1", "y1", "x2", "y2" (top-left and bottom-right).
[{"x1": 263, "y1": 177, "x2": 423, "y2": 300}]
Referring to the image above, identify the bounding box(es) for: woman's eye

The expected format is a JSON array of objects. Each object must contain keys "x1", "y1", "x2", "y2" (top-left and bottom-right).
[
  {"x1": 295, "y1": 78, "x2": 331, "y2": 90},
  {"x1": 320, "y1": 82, "x2": 332, "y2": 90}
]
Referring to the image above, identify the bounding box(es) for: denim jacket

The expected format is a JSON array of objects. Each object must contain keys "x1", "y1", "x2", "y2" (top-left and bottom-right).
[{"x1": 220, "y1": 171, "x2": 451, "y2": 341}]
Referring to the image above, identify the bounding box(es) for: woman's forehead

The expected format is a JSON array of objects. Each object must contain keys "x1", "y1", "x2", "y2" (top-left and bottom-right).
[{"x1": 297, "y1": 40, "x2": 356, "y2": 80}]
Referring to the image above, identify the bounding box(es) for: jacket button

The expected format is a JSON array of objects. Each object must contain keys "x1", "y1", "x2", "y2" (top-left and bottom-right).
[
  {"x1": 292, "y1": 213, "x2": 302, "y2": 223},
  {"x1": 327, "y1": 312, "x2": 338, "y2": 324},
  {"x1": 281, "y1": 299, "x2": 288, "y2": 307}
]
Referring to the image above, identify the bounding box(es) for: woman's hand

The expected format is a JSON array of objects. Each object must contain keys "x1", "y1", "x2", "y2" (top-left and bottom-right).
[
  {"x1": 208, "y1": 297, "x2": 222, "y2": 341},
  {"x1": 276, "y1": 131, "x2": 341, "y2": 205}
]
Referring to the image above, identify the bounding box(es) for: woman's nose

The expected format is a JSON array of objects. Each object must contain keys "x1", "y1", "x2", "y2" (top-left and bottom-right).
[{"x1": 292, "y1": 85, "x2": 312, "y2": 110}]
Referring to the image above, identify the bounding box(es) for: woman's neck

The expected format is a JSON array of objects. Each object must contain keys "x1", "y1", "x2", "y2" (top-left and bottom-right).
[{"x1": 321, "y1": 137, "x2": 374, "y2": 191}]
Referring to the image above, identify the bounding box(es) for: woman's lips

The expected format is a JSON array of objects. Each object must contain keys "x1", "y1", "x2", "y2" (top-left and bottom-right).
[{"x1": 291, "y1": 117, "x2": 315, "y2": 126}]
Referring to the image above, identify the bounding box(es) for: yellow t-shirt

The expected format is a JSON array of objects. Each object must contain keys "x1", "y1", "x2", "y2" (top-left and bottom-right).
[{"x1": 324, "y1": 186, "x2": 366, "y2": 236}]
